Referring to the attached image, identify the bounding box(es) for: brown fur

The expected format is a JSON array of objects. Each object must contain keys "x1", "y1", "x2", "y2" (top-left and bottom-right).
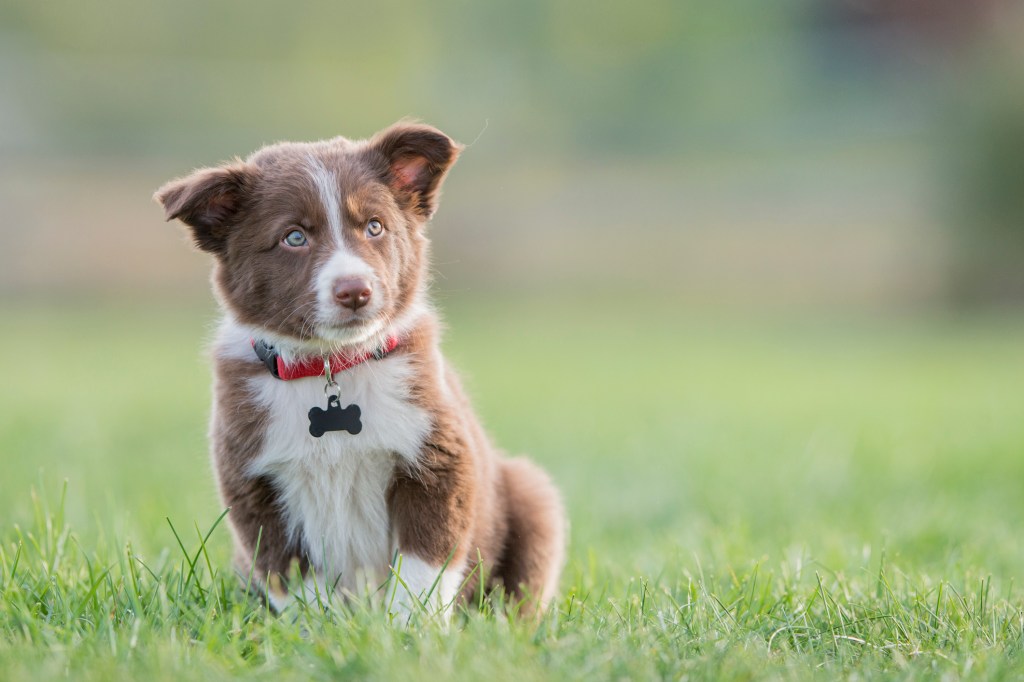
[{"x1": 155, "y1": 121, "x2": 566, "y2": 613}]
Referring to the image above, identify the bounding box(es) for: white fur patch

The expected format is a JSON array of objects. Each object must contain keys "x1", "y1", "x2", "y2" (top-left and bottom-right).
[
  {"x1": 216, "y1": 317, "x2": 432, "y2": 600},
  {"x1": 307, "y1": 156, "x2": 343, "y2": 243},
  {"x1": 307, "y1": 155, "x2": 384, "y2": 344},
  {"x1": 387, "y1": 554, "x2": 463, "y2": 622},
  {"x1": 314, "y1": 248, "x2": 382, "y2": 344}
]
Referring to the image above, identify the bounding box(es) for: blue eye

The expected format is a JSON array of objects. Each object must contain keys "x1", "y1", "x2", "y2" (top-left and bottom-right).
[
  {"x1": 283, "y1": 229, "x2": 308, "y2": 247},
  {"x1": 366, "y1": 219, "x2": 384, "y2": 237}
]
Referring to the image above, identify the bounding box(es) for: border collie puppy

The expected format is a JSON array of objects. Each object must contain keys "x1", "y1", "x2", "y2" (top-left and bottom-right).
[{"x1": 155, "y1": 122, "x2": 566, "y2": 618}]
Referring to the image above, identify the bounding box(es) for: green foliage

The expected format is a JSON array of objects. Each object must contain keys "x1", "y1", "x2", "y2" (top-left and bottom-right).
[{"x1": 1, "y1": 298, "x2": 1024, "y2": 679}]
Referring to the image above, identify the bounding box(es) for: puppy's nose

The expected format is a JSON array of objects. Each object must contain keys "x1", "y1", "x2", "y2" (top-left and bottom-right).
[{"x1": 332, "y1": 278, "x2": 372, "y2": 311}]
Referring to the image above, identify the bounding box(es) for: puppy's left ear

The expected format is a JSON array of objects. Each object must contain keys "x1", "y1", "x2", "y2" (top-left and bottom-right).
[{"x1": 368, "y1": 122, "x2": 462, "y2": 219}]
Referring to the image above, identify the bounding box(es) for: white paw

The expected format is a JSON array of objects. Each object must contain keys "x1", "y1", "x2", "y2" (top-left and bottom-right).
[{"x1": 385, "y1": 554, "x2": 462, "y2": 624}]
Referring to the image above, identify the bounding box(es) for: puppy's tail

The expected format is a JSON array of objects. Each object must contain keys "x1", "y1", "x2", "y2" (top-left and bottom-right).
[{"x1": 497, "y1": 457, "x2": 568, "y2": 613}]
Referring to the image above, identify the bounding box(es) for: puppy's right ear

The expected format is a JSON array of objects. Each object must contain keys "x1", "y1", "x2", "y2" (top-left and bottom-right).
[{"x1": 154, "y1": 162, "x2": 256, "y2": 254}]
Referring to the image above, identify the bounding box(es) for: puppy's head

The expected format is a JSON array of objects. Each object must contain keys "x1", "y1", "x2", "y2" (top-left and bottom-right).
[{"x1": 155, "y1": 122, "x2": 461, "y2": 352}]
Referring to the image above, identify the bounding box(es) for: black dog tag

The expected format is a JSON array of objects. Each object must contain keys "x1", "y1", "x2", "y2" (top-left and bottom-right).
[{"x1": 308, "y1": 395, "x2": 363, "y2": 437}]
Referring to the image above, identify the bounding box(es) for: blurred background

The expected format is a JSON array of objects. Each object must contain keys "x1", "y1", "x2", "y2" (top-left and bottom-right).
[
  {"x1": 2, "y1": 0, "x2": 1022, "y2": 307},
  {"x1": 1, "y1": 0, "x2": 1023, "y2": 573}
]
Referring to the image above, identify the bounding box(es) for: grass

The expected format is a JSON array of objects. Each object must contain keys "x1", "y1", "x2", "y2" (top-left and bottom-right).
[{"x1": 2, "y1": 294, "x2": 1024, "y2": 680}]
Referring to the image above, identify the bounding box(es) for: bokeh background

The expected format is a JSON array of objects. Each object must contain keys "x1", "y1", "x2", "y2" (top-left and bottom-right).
[
  {"x1": 3, "y1": 0, "x2": 1023, "y2": 307},
  {"x1": 2, "y1": 0, "x2": 1023, "y2": 572}
]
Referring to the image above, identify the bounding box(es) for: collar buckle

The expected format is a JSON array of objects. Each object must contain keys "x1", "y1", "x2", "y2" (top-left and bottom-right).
[{"x1": 252, "y1": 339, "x2": 281, "y2": 378}]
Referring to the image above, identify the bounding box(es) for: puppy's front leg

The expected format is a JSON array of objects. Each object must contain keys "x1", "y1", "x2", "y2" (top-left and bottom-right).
[
  {"x1": 386, "y1": 441, "x2": 474, "y2": 621},
  {"x1": 219, "y1": 472, "x2": 306, "y2": 611}
]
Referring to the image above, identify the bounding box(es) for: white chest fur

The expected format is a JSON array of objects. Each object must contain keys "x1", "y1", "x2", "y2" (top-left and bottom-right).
[{"x1": 215, "y1": 319, "x2": 432, "y2": 596}]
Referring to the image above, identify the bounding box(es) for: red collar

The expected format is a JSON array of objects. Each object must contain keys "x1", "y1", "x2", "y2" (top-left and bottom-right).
[{"x1": 251, "y1": 336, "x2": 400, "y2": 381}]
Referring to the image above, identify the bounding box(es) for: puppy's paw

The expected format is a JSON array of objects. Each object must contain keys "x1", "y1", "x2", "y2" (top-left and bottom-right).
[{"x1": 385, "y1": 554, "x2": 462, "y2": 626}]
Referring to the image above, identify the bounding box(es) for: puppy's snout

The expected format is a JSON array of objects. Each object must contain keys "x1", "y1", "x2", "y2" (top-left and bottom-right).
[{"x1": 332, "y1": 278, "x2": 372, "y2": 311}]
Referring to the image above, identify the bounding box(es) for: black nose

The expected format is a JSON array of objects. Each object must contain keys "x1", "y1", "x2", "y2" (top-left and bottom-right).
[{"x1": 333, "y1": 278, "x2": 372, "y2": 311}]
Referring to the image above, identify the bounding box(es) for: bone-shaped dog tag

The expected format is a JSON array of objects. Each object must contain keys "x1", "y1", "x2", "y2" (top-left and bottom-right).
[{"x1": 308, "y1": 395, "x2": 363, "y2": 437}]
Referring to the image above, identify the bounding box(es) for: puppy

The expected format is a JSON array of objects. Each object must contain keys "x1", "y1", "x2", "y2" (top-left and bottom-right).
[{"x1": 155, "y1": 122, "x2": 566, "y2": 617}]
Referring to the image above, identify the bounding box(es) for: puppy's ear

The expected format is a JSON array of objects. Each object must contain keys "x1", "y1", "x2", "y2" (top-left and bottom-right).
[
  {"x1": 154, "y1": 162, "x2": 257, "y2": 254},
  {"x1": 368, "y1": 122, "x2": 462, "y2": 219}
]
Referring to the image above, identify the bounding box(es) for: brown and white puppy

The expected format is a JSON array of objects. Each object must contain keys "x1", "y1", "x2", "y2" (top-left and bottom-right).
[{"x1": 154, "y1": 122, "x2": 566, "y2": 618}]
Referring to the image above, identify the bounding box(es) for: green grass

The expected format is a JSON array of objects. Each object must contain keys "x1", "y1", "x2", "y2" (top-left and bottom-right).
[{"x1": 2, "y1": 296, "x2": 1024, "y2": 680}]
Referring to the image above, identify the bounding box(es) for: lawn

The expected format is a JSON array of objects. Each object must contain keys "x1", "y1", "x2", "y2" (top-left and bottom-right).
[{"x1": 1, "y1": 295, "x2": 1023, "y2": 680}]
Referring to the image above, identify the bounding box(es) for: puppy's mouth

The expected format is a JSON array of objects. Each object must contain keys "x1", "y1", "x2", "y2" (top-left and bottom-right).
[
  {"x1": 320, "y1": 304, "x2": 379, "y2": 328},
  {"x1": 326, "y1": 312, "x2": 373, "y2": 328}
]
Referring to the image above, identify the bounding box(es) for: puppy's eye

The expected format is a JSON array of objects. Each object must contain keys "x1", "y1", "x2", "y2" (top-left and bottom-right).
[
  {"x1": 366, "y1": 219, "x2": 384, "y2": 238},
  {"x1": 282, "y1": 229, "x2": 308, "y2": 247}
]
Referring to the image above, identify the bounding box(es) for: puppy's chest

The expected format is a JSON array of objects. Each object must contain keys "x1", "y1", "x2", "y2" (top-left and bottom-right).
[{"x1": 243, "y1": 356, "x2": 432, "y2": 577}]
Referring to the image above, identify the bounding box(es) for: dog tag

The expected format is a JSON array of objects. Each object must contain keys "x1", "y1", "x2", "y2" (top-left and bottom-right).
[{"x1": 308, "y1": 395, "x2": 363, "y2": 437}]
